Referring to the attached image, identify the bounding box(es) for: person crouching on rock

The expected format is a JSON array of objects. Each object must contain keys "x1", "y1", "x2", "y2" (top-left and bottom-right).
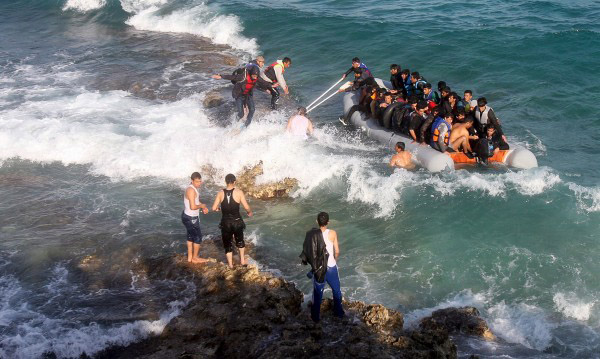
[
  {"x1": 300, "y1": 212, "x2": 345, "y2": 322},
  {"x1": 182, "y1": 172, "x2": 210, "y2": 264},
  {"x1": 212, "y1": 174, "x2": 253, "y2": 268}
]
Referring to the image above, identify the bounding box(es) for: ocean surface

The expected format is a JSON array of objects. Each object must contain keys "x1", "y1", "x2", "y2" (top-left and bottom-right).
[{"x1": 1, "y1": 0, "x2": 599, "y2": 358}]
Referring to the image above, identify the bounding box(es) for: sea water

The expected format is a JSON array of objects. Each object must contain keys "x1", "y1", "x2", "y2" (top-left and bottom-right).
[{"x1": 1, "y1": 0, "x2": 599, "y2": 358}]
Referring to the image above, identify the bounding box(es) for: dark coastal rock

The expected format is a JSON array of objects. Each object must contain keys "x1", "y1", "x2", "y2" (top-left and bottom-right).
[
  {"x1": 95, "y1": 239, "x2": 494, "y2": 358},
  {"x1": 202, "y1": 90, "x2": 224, "y2": 108},
  {"x1": 420, "y1": 307, "x2": 495, "y2": 340},
  {"x1": 236, "y1": 161, "x2": 298, "y2": 199}
]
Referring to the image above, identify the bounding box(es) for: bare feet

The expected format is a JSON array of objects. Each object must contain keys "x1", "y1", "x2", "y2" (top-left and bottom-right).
[
  {"x1": 240, "y1": 256, "x2": 247, "y2": 266},
  {"x1": 191, "y1": 257, "x2": 210, "y2": 264}
]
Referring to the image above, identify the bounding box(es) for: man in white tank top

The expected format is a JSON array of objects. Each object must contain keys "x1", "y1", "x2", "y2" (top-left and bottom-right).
[
  {"x1": 310, "y1": 211, "x2": 345, "y2": 322},
  {"x1": 286, "y1": 107, "x2": 313, "y2": 139},
  {"x1": 181, "y1": 172, "x2": 210, "y2": 264}
]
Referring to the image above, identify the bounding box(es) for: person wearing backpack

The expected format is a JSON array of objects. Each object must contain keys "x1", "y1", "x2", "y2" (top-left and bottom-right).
[{"x1": 212, "y1": 65, "x2": 270, "y2": 128}]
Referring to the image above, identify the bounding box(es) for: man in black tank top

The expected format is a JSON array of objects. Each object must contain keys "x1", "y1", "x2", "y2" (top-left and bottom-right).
[{"x1": 212, "y1": 174, "x2": 253, "y2": 268}]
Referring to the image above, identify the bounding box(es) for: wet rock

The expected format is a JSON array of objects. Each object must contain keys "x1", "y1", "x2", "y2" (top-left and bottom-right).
[
  {"x1": 202, "y1": 90, "x2": 224, "y2": 108},
  {"x1": 236, "y1": 161, "x2": 298, "y2": 199},
  {"x1": 420, "y1": 306, "x2": 496, "y2": 340},
  {"x1": 95, "y1": 240, "x2": 488, "y2": 359}
]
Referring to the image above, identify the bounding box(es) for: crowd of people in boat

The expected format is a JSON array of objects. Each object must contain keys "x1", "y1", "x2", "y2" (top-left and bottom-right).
[{"x1": 340, "y1": 57, "x2": 510, "y2": 159}]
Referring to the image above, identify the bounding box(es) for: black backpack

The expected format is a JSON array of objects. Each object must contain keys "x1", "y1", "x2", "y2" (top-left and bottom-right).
[{"x1": 230, "y1": 67, "x2": 246, "y2": 84}]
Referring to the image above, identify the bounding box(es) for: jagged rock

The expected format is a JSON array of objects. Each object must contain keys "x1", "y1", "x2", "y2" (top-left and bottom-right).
[
  {"x1": 420, "y1": 306, "x2": 495, "y2": 340},
  {"x1": 95, "y1": 241, "x2": 488, "y2": 359},
  {"x1": 236, "y1": 161, "x2": 298, "y2": 199},
  {"x1": 202, "y1": 90, "x2": 224, "y2": 108}
]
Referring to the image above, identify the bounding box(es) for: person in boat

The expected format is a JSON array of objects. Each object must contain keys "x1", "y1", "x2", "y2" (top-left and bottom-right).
[
  {"x1": 462, "y1": 90, "x2": 477, "y2": 115},
  {"x1": 400, "y1": 69, "x2": 412, "y2": 97},
  {"x1": 374, "y1": 91, "x2": 394, "y2": 125},
  {"x1": 396, "y1": 95, "x2": 418, "y2": 135},
  {"x1": 410, "y1": 72, "x2": 428, "y2": 98},
  {"x1": 212, "y1": 65, "x2": 270, "y2": 128},
  {"x1": 422, "y1": 83, "x2": 440, "y2": 108},
  {"x1": 431, "y1": 113, "x2": 454, "y2": 152},
  {"x1": 473, "y1": 97, "x2": 509, "y2": 149},
  {"x1": 449, "y1": 117, "x2": 478, "y2": 153},
  {"x1": 211, "y1": 174, "x2": 253, "y2": 268},
  {"x1": 262, "y1": 57, "x2": 292, "y2": 110},
  {"x1": 419, "y1": 106, "x2": 440, "y2": 144},
  {"x1": 389, "y1": 64, "x2": 405, "y2": 98},
  {"x1": 340, "y1": 82, "x2": 379, "y2": 123},
  {"x1": 300, "y1": 212, "x2": 345, "y2": 323},
  {"x1": 286, "y1": 106, "x2": 314, "y2": 138},
  {"x1": 342, "y1": 57, "x2": 372, "y2": 79},
  {"x1": 389, "y1": 142, "x2": 415, "y2": 169},
  {"x1": 408, "y1": 101, "x2": 428, "y2": 142},
  {"x1": 441, "y1": 92, "x2": 460, "y2": 117},
  {"x1": 474, "y1": 125, "x2": 502, "y2": 164}
]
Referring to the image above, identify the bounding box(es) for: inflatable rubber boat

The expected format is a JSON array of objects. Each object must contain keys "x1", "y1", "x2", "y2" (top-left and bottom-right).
[{"x1": 342, "y1": 79, "x2": 538, "y2": 172}]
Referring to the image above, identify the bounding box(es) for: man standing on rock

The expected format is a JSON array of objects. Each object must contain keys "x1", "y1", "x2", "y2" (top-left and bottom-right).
[
  {"x1": 212, "y1": 174, "x2": 253, "y2": 268},
  {"x1": 262, "y1": 57, "x2": 292, "y2": 110},
  {"x1": 300, "y1": 212, "x2": 345, "y2": 322},
  {"x1": 182, "y1": 172, "x2": 210, "y2": 264}
]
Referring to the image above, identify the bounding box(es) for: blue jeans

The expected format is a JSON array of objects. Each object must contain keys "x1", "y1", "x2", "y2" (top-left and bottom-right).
[
  {"x1": 235, "y1": 95, "x2": 255, "y2": 127},
  {"x1": 311, "y1": 265, "x2": 344, "y2": 322}
]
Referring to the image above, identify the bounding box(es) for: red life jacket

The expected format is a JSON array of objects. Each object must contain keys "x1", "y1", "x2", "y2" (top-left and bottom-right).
[{"x1": 242, "y1": 73, "x2": 257, "y2": 95}]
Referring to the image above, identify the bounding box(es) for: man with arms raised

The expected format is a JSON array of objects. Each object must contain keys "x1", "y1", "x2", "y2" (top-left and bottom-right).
[
  {"x1": 181, "y1": 172, "x2": 210, "y2": 263},
  {"x1": 212, "y1": 174, "x2": 253, "y2": 268},
  {"x1": 389, "y1": 142, "x2": 415, "y2": 169}
]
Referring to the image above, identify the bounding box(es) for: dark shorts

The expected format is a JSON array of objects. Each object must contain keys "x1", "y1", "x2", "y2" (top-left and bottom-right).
[
  {"x1": 220, "y1": 217, "x2": 245, "y2": 253},
  {"x1": 181, "y1": 211, "x2": 202, "y2": 244}
]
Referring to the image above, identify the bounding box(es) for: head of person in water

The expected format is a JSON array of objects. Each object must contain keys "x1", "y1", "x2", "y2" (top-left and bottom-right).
[
  {"x1": 352, "y1": 57, "x2": 361, "y2": 68},
  {"x1": 477, "y1": 97, "x2": 488, "y2": 110},
  {"x1": 390, "y1": 64, "x2": 400, "y2": 74},
  {"x1": 444, "y1": 113, "x2": 454, "y2": 124},
  {"x1": 395, "y1": 141, "x2": 405, "y2": 152},
  {"x1": 282, "y1": 57, "x2": 292, "y2": 68},
  {"x1": 464, "y1": 90, "x2": 473, "y2": 101},
  {"x1": 191, "y1": 172, "x2": 203, "y2": 188},
  {"x1": 317, "y1": 211, "x2": 329, "y2": 227},
  {"x1": 437, "y1": 81, "x2": 447, "y2": 93},
  {"x1": 297, "y1": 106, "x2": 307, "y2": 116},
  {"x1": 401, "y1": 69, "x2": 410, "y2": 80},
  {"x1": 423, "y1": 83, "x2": 433, "y2": 96},
  {"x1": 353, "y1": 67, "x2": 363, "y2": 79},
  {"x1": 255, "y1": 55, "x2": 265, "y2": 68},
  {"x1": 411, "y1": 71, "x2": 420, "y2": 83},
  {"x1": 225, "y1": 173, "x2": 236, "y2": 185}
]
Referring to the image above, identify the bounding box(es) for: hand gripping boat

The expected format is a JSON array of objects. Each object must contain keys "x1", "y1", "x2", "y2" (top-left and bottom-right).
[{"x1": 342, "y1": 79, "x2": 538, "y2": 172}]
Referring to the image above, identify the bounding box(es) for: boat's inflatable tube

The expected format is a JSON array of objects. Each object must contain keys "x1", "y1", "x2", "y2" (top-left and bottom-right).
[{"x1": 342, "y1": 78, "x2": 538, "y2": 172}]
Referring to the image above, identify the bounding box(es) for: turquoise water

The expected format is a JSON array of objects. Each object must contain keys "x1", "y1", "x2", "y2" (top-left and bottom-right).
[{"x1": 1, "y1": 0, "x2": 599, "y2": 358}]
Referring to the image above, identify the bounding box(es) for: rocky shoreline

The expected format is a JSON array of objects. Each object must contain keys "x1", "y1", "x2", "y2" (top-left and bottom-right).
[{"x1": 95, "y1": 238, "x2": 493, "y2": 359}]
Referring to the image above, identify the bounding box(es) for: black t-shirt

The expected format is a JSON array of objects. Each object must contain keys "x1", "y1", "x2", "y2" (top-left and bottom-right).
[{"x1": 409, "y1": 112, "x2": 424, "y2": 134}]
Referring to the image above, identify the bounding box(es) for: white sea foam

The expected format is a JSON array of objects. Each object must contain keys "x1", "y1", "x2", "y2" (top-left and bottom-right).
[
  {"x1": 487, "y1": 301, "x2": 556, "y2": 351},
  {"x1": 553, "y1": 292, "x2": 595, "y2": 321},
  {"x1": 125, "y1": 3, "x2": 258, "y2": 55},
  {"x1": 0, "y1": 274, "x2": 193, "y2": 359},
  {"x1": 568, "y1": 183, "x2": 600, "y2": 213},
  {"x1": 62, "y1": 0, "x2": 106, "y2": 12}
]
